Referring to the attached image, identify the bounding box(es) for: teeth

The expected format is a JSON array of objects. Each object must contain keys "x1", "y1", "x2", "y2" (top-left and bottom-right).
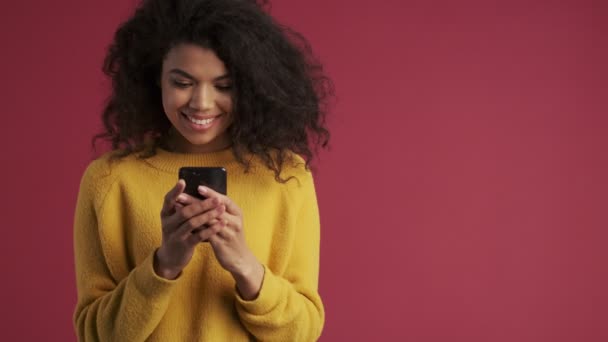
[{"x1": 187, "y1": 115, "x2": 216, "y2": 125}]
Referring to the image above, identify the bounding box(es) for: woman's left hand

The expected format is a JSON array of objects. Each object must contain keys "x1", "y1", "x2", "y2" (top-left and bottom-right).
[{"x1": 179, "y1": 186, "x2": 265, "y2": 300}]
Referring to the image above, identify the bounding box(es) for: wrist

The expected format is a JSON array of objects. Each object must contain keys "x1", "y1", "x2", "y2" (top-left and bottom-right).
[
  {"x1": 232, "y1": 255, "x2": 264, "y2": 300},
  {"x1": 153, "y1": 248, "x2": 181, "y2": 280}
]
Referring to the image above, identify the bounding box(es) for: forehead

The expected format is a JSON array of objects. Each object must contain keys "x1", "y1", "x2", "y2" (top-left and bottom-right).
[{"x1": 162, "y1": 43, "x2": 227, "y2": 78}]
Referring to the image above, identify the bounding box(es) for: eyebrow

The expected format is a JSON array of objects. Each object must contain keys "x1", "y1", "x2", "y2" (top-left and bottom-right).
[{"x1": 169, "y1": 68, "x2": 230, "y2": 81}]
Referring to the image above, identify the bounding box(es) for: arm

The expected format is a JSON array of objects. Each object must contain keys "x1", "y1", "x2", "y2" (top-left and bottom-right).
[
  {"x1": 234, "y1": 172, "x2": 325, "y2": 341},
  {"x1": 72, "y1": 162, "x2": 178, "y2": 341}
]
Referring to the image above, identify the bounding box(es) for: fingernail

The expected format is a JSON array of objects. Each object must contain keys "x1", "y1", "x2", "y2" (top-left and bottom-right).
[
  {"x1": 177, "y1": 194, "x2": 187, "y2": 202},
  {"x1": 198, "y1": 186, "x2": 207, "y2": 193}
]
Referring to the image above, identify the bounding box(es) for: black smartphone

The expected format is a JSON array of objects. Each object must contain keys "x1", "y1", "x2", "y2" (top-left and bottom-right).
[{"x1": 178, "y1": 167, "x2": 227, "y2": 200}]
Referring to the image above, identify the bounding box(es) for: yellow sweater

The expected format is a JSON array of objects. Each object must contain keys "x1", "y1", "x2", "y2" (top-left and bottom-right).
[{"x1": 73, "y1": 147, "x2": 324, "y2": 341}]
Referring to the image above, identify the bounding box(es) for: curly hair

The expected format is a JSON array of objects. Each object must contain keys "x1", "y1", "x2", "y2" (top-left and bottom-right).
[{"x1": 94, "y1": 0, "x2": 333, "y2": 182}]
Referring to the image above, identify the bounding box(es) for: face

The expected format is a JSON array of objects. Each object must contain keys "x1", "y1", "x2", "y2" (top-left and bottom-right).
[{"x1": 160, "y1": 43, "x2": 234, "y2": 153}]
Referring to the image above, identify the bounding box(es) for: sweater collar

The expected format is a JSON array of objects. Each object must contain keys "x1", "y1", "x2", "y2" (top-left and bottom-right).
[{"x1": 143, "y1": 147, "x2": 239, "y2": 173}]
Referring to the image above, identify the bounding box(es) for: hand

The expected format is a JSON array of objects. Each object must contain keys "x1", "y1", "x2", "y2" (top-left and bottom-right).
[
  {"x1": 179, "y1": 186, "x2": 265, "y2": 299},
  {"x1": 154, "y1": 180, "x2": 225, "y2": 280}
]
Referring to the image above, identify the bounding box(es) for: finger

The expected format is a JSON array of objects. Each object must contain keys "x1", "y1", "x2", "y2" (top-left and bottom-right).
[
  {"x1": 161, "y1": 180, "x2": 186, "y2": 216},
  {"x1": 217, "y1": 212, "x2": 243, "y2": 234},
  {"x1": 196, "y1": 220, "x2": 224, "y2": 242},
  {"x1": 178, "y1": 197, "x2": 221, "y2": 222},
  {"x1": 175, "y1": 192, "x2": 198, "y2": 206},
  {"x1": 198, "y1": 186, "x2": 242, "y2": 216},
  {"x1": 163, "y1": 199, "x2": 219, "y2": 235},
  {"x1": 186, "y1": 224, "x2": 212, "y2": 245},
  {"x1": 176, "y1": 204, "x2": 226, "y2": 239},
  {"x1": 185, "y1": 224, "x2": 217, "y2": 246},
  {"x1": 164, "y1": 202, "x2": 185, "y2": 232},
  {"x1": 214, "y1": 218, "x2": 231, "y2": 239},
  {"x1": 163, "y1": 197, "x2": 218, "y2": 232},
  {"x1": 189, "y1": 217, "x2": 221, "y2": 235},
  {"x1": 208, "y1": 230, "x2": 222, "y2": 246}
]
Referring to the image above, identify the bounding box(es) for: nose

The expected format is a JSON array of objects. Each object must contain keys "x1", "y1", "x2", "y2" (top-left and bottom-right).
[{"x1": 189, "y1": 84, "x2": 214, "y2": 111}]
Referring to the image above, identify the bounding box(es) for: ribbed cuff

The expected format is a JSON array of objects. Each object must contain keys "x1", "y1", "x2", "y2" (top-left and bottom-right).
[
  {"x1": 235, "y1": 265, "x2": 283, "y2": 315},
  {"x1": 132, "y1": 251, "x2": 179, "y2": 299}
]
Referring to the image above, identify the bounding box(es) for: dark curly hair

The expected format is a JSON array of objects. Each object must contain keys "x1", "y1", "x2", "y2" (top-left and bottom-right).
[{"x1": 94, "y1": 0, "x2": 333, "y2": 182}]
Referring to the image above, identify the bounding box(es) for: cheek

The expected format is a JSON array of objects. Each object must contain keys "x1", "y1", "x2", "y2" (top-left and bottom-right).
[
  {"x1": 217, "y1": 95, "x2": 233, "y2": 114},
  {"x1": 162, "y1": 88, "x2": 189, "y2": 113}
]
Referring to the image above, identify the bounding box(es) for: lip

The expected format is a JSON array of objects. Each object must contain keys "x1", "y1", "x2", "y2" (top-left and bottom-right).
[
  {"x1": 183, "y1": 112, "x2": 221, "y2": 120},
  {"x1": 181, "y1": 112, "x2": 222, "y2": 131}
]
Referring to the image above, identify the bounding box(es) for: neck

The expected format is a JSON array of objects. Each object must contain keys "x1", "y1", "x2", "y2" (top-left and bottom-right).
[{"x1": 164, "y1": 129, "x2": 232, "y2": 154}]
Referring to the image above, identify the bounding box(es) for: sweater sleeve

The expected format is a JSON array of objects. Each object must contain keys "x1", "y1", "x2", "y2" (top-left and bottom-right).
[
  {"x1": 72, "y1": 160, "x2": 178, "y2": 342},
  {"x1": 235, "y1": 170, "x2": 325, "y2": 341}
]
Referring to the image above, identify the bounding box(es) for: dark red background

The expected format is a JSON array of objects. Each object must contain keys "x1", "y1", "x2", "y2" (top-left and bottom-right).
[{"x1": 2, "y1": 0, "x2": 607, "y2": 341}]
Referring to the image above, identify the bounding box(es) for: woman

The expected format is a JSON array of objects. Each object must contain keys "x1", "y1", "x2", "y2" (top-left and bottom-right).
[{"x1": 72, "y1": 0, "x2": 333, "y2": 340}]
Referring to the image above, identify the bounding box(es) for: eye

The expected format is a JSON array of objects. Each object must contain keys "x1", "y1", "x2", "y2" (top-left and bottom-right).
[
  {"x1": 215, "y1": 84, "x2": 233, "y2": 92},
  {"x1": 171, "y1": 80, "x2": 192, "y2": 88}
]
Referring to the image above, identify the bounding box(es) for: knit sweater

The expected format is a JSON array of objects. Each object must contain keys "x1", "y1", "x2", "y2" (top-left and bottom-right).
[{"x1": 72, "y1": 147, "x2": 324, "y2": 341}]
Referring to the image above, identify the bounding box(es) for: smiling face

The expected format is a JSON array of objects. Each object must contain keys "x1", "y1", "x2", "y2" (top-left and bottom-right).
[{"x1": 160, "y1": 43, "x2": 234, "y2": 153}]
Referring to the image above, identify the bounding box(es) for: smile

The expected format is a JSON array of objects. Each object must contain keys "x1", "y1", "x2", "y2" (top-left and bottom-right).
[
  {"x1": 182, "y1": 113, "x2": 222, "y2": 125},
  {"x1": 187, "y1": 116, "x2": 216, "y2": 125}
]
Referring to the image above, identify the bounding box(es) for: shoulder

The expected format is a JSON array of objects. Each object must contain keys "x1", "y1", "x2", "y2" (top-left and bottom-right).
[
  {"x1": 248, "y1": 150, "x2": 314, "y2": 188},
  {"x1": 79, "y1": 152, "x2": 112, "y2": 190},
  {"x1": 77, "y1": 150, "x2": 143, "y2": 206},
  {"x1": 265, "y1": 151, "x2": 317, "y2": 205},
  {"x1": 80, "y1": 150, "x2": 140, "y2": 181},
  {"x1": 282, "y1": 152, "x2": 314, "y2": 187},
  {"x1": 278, "y1": 153, "x2": 319, "y2": 216}
]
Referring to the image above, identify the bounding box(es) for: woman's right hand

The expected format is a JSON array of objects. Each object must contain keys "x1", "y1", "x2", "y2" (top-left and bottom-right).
[{"x1": 153, "y1": 179, "x2": 225, "y2": 280}]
